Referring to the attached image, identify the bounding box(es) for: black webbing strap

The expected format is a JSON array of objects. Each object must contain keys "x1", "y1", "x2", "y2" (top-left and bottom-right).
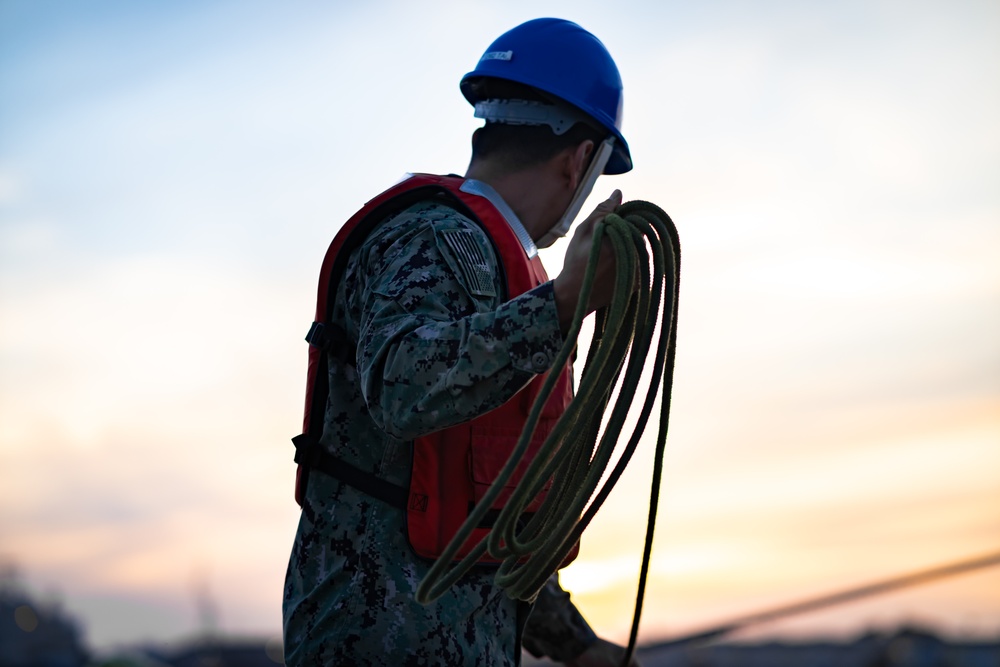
[
  {"x1": 293, "y1": 433, "x2": 522, "y2": 530},
  {"x1": 292, "y1": 434, "x2": 408, "y2": 509},
  {"x1": 470, "y1": 503, "x2": 535, "y2": 531}
]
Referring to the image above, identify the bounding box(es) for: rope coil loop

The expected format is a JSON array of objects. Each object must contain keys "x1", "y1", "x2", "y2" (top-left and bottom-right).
[{"x1": 417, "y1": 201, "x2": 681, "y2": 664}]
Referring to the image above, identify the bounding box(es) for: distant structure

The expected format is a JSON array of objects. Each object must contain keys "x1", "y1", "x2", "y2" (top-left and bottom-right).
[
  {"x1": 0, "y1": 562, "x2": 88, "y2": 667},
  {"x1": 623, "y1": 627, "x2": 1000, "y2": 667},
  {"x1": 151, "y1": 639, "x2": 284, "y2": 667},
  {"x1": 190, "y1": 569, "x2": 219, "y2": 642}
]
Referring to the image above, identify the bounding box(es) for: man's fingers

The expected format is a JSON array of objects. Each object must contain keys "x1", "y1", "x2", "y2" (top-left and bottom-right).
[
  {"x1": 579, "y1": 190, "x2": 624, "y2": 235},
  {"x1": 594, "y1": 189, "x2": 623, "y2": 216}
]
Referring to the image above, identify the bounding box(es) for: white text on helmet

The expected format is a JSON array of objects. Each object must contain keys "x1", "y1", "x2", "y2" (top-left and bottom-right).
[{"x1": 480, "y1": 50, "x2": 513, "y2": 62}]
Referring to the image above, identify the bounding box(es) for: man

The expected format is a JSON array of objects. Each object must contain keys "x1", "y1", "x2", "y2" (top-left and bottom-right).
[{"x1": 284, "y1": 18, "x2": 642, "y2": 666}]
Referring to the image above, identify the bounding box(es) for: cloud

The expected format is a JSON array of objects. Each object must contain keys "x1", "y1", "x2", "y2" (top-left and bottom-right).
[{"x1": 0, "y1": 253, "x2": 304, "y2": 647}]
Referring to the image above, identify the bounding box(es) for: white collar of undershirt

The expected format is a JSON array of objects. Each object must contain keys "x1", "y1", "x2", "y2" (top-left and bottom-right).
[{"x1": 459, "y1": 179, "x2": 538, "y2": 259}]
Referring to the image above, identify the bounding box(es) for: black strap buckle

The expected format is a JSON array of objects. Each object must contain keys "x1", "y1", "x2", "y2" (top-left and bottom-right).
[
  {"x1": 305, "y1": 321, "x2": 356, "y2": 365},
  {"x1": 305, "y1": 322, "x2": 331, "y2": 350},
  {"x1": 292, "y1": 433, "x2": 322, "y2": 467}
]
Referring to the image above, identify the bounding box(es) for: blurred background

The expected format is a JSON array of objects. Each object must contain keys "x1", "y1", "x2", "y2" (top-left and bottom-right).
[{"x1": 1, "y1": 0, "x2": 998, "y2": 659}]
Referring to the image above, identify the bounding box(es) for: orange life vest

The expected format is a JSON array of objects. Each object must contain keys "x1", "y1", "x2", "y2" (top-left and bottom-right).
[{"x1": 293, "y1": 174, "x2": 576, "y2": 564}]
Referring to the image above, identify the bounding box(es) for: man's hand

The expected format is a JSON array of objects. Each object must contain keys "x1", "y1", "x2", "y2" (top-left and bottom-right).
[
  {"x1": 563, "y1": 637, "x2": 643, "y2": 667},
  {"x1": 552, "y1": 190, "x2": 625, "y2": 334}
]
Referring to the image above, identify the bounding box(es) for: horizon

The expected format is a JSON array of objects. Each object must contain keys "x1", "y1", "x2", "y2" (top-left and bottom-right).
[{"x1": 4, "y1": 558, "x2": 1000, "y2": 656}]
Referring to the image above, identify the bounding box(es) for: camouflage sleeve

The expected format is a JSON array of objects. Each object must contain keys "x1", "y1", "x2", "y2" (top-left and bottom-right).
[
  {"x1": 522, "y1": 574, "x2": 598, "y2": 661},
  {"x1": 350, "y1": 201, "x2": 565, "y2": 440}
]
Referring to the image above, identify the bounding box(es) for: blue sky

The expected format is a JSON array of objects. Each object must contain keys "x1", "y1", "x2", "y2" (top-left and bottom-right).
[{"x1": 1, "y1": 0, "x2": 999, "y2": 651}]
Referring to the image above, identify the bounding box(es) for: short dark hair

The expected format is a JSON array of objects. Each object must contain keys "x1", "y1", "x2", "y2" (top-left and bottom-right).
[{"x1": 467, "y1": 77, "x2": 607, "y2": 170}]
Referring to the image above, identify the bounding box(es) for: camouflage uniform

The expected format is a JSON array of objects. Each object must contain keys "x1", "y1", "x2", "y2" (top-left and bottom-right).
[{"x1": 283, "y1": 181, "x2": 597, "y2": 666}]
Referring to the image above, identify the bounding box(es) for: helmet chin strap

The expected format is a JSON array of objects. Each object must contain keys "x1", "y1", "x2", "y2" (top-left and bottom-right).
[{"x1": 536, "y1": 137, "x2": 616, "y2": 249}]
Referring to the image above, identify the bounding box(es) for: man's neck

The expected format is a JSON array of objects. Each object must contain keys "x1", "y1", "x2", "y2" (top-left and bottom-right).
[{"x1": 464, "y1": 162, "x2": 564, "y2": 243}]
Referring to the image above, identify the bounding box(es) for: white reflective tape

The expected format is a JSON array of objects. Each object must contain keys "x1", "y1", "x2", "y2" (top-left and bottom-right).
[{"x1": 460, "y1": 179, "x2": 537, "y2": 259}]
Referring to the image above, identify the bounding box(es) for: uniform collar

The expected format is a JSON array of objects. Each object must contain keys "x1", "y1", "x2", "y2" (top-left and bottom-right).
[{"x1": 459, "y1": 179, "x2": 538, "y2": 259}]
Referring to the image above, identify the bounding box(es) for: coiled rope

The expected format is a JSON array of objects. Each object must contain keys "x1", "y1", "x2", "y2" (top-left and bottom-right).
[{"x1": 417, "y1": 201, "x2": 681, "y2": 664}]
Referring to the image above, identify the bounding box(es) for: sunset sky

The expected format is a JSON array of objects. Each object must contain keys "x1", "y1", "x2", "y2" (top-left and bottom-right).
[{"x1": 1, "y1": 0, "x2": 998, "y2": 652}]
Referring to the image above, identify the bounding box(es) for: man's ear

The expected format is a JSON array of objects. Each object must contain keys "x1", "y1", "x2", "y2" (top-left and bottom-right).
[{"x1": 566, "y1": 139, "x2": 595, "y2": 191}]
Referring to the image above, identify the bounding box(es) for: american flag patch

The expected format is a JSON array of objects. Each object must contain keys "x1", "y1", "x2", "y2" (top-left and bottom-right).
[{"x1": 440, "y1": 230, "x2": 496, "y2": 298}]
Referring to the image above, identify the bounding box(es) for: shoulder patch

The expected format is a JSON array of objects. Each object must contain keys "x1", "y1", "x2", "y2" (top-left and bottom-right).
[{"x1": 439, "y1": 229, "x2": 496, "y2": 298}]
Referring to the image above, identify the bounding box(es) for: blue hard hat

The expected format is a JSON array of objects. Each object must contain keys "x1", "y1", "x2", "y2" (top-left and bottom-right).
[{"x1": 461, "y1": 18, "x2": 632, "y2": 174}]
